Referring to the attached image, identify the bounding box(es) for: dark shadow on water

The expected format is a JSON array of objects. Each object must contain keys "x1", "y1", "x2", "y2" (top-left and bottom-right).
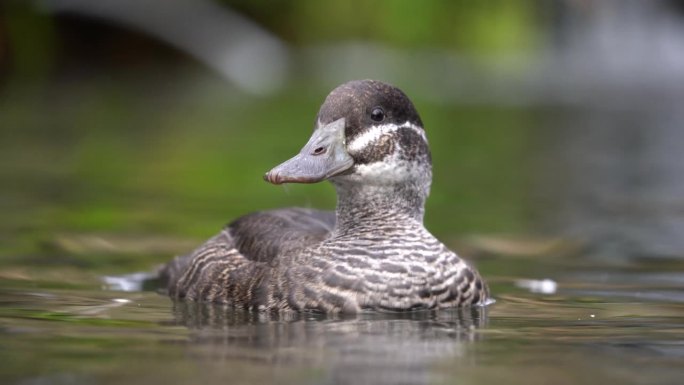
[{"x1": 168, "y1": 301, "x2": 488, "y2": 385}]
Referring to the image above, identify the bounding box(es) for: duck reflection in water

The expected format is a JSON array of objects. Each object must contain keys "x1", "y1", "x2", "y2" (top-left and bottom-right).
[{"x1": 170, "y1": 302, "x2": 488, "y2": 385}]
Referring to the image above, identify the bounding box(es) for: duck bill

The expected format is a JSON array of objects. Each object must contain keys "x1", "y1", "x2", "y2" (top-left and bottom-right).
[{"x1": 264, "y1": 118, "x2": 354, "y2": 185}]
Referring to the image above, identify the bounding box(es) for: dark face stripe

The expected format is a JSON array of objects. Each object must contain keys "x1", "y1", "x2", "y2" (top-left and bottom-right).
[
  {"x1": 396, "y1": 126, "x2": 430, "y2": 162},
  {"x1": 344, "y1": 123, "x2": 431, "y2": 170},
  {"x1": 353, "y1": 131, "x2": 396, "y2": 165}
]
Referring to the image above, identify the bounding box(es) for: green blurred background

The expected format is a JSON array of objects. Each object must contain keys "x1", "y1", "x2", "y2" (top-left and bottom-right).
[{"x1": 4, "y1": 0, "x2": 682, "y2": 273}]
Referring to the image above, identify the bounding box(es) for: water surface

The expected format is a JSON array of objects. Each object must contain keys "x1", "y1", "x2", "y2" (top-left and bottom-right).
[{"x1": 2, "y1": 250, "x2": 683, "y2": 385}]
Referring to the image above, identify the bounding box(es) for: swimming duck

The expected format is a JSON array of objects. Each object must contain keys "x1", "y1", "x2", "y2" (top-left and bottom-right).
[{"x1": 161, "y1": 80, "x2": 489, "y2": 312}]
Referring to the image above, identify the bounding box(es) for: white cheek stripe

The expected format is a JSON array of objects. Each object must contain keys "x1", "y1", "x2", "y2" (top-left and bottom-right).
[{"x1": 347, "y1": 122, "x2": 426, "y2": 153}]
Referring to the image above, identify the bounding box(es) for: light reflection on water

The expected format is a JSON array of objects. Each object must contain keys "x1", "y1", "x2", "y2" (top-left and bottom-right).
[{"x1": 2, "y1": 254, "x2": 683, "y2": 385}]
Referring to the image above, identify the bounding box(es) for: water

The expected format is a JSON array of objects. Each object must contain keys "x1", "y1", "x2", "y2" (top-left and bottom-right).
[{"x1": 2, "y1": 251, "x2": 683, "y2": 385}]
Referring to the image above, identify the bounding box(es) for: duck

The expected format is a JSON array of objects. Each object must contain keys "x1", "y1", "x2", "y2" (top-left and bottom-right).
[{"x1": 161, "y1": 79, "x2": 489, "y2": 312}]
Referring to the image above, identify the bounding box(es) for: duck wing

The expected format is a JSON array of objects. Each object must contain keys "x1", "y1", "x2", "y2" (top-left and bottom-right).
[
  {"x1": 228, "y1": 207, "x2": 335, "y2": 263},
  {"x1": 160, "y1": 207, "x2": 335, "y2": 298}
]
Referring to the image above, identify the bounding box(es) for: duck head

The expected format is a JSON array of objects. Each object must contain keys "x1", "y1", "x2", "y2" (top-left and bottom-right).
[{"x1": 265, "y1": 80, "x2": 431, "y2": 194}]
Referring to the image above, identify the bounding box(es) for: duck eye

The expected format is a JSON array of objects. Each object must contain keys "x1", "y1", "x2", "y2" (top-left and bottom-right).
[
  {"x1": 370, "y1": 107, "x2": 385, "y2": 122},
  {"x1": 313, "y1": 146, "x2": 326, "y2": 155}
]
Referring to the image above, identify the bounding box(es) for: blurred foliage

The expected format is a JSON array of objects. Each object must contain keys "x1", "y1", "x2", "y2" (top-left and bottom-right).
[
  {"x1": 0, "y1": 1, "x2": 538, "y2": 269},
  {"x1": 226, "y1": 0, "x2": 540, "y2": 53},
  {"x1": 1, "y1": 0, "x2": 543, "y2": 81}
]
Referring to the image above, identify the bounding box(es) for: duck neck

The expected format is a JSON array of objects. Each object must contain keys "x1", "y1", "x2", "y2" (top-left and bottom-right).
[{"x1": 331, "y1": 180, "x2": 429, "y2": 234}]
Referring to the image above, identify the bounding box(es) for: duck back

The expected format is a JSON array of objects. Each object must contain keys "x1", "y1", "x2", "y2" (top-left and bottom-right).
[{"x1": 161, "y1": 208, "x2": 335, "y2": 304}]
